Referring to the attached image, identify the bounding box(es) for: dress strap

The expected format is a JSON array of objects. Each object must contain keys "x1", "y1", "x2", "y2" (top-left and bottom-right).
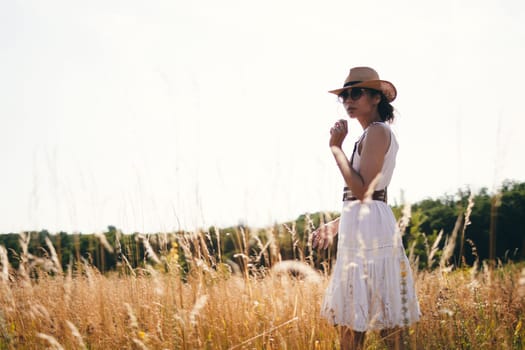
[
  {"x1": 349, "y1": 132, "x2": 367, "y2": 166},
  {"x1": 349, "y1": 141, "x2": 358, "y2": 166}
]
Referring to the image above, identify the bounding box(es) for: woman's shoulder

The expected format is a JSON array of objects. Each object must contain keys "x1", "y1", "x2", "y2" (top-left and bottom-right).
[
  {"x1": 362, "y1": 122, "x2": 393, "y2": 152},
  {"x1": 365, "y1": 122, "x2": 390, "y2": 139},
  {"x1": 368, "y1": 121, "x2": 390, "y2": 131}
]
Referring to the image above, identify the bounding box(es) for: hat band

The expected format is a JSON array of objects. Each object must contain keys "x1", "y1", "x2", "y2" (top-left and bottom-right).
[{"x1": 343, "y1": 81, "x2": 363, "y2": 88}]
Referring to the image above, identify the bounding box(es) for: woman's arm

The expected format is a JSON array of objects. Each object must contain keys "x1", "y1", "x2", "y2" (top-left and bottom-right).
[{"x1": 330, "y1": 122, "x2": 390, "y2": 200}]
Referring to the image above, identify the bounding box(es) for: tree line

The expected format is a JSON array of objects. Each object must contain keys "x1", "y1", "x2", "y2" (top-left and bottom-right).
[{"x1": 0, "y1": 180, "x2": 523, "y2": 273}]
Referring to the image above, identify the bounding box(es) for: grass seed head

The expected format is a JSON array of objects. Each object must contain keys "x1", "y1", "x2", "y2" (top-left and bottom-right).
[
  {"x1": 37, "y1": 333, "x2": 65, "y2": 350},
  {"x1": 66, "y1": 320, "x2": 87, "y2": 350},
  {"x1": 271, "y1": 260, "x2": 322, "y2": 284},
  {"x1": 0, "y1": 245, "x2": 9, "y2": 283},
  {"x1": 519, "y1": 268, "x2": 525, "y2": 297}
]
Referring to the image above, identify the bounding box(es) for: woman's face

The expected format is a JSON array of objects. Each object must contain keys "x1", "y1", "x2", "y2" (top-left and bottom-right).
[{"x1": 339, "y1": 88, "x2": 380, "y2": 119}]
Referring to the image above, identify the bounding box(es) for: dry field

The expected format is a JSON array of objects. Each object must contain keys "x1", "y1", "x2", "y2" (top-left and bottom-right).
[{"x1": 0, "y1": 226, "x2": 524, "y2": 350}]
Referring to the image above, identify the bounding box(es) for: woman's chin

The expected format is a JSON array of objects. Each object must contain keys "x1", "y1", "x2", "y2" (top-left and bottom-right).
[{"x1": 347, "y1": 111, "x2": 357, "y2": 119}]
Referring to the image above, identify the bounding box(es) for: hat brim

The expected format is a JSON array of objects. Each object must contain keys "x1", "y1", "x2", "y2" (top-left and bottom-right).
[{"x1": 329, "y1": 80, "x2": 397, "y2": 102}]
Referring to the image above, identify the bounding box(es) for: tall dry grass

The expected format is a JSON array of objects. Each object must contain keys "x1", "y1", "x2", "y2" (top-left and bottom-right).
[{"x1": 0, "y1": 214, "x2": 524, "y2": 349}]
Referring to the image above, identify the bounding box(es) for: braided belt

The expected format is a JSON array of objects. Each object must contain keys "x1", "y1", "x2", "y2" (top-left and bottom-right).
[{"x1": 342, "y1": 186, "x2": 387, "y2": 202}]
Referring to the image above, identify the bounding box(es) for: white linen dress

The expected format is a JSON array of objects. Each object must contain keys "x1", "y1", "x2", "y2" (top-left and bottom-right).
[{"x1": 320, "y1": 123, "x2": 421, "y2": 331}]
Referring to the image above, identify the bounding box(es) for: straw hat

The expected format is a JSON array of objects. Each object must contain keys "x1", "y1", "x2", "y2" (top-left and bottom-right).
[{"x1": 329, "y1": 67, "x2": 397, "y2": 102}]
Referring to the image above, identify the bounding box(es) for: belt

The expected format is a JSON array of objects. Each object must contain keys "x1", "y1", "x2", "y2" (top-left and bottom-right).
[{"x1": 342, "y1": 186, "x2": 387, "y2": 202}]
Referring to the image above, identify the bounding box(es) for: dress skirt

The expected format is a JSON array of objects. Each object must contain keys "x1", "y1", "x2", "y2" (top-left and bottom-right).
[{"x1": 320, "y1": 200, "x2": 421, "y2": 332}]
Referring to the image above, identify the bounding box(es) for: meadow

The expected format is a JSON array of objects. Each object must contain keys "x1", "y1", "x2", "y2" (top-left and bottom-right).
[{"x1": 1, "y1": 207, "x2": 524, "y2": 350}]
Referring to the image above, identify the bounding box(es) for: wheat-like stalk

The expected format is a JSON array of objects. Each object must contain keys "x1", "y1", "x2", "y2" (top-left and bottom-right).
[
  {"x1": 189, "y1": 295, "x2": 208, "y2": 326},
  {"x1": 271, "y1": 260, "x2": 322, "y2": 284},
  {"x1": 439, "y1": 214, "x2": 463, "y2": 272},
  {"x1": 229, "y1": 316, "x2": 299, "y2": 350},
  {"x1": 124, "y1": 302, "x2": 139, "y2": 330},
  {"x1": 519, "y1": 268, "x2": 525, "y2": 298},
  {"x1": 37, "y1": 333, "x2": 64, "y2": 350},
  {"x1": 253, "y1": 234, "x2": 272, "y2": 265},
  {"x1": 137, "y1": 234, "x2": 161, "y2": 265},
  {"x1": 66, "y1": 320, "x2": 87, "y2": 350},
  {"x1": 145, "y1": 264, "x2": 164, "y2": 296},
  {"x1": 45, "y1": 236, "x2": 63, "y2": 274},
  {"x1": 95, "y1": 232, "x2": 114, "y2": 253},
  {"x1": 459, "y1": 192, "x2": 475, "y2": 266},
  {"x1": 397, "y1": 201, "x2": 412, "y2": 237},
  {"x1": 132, "y1": 338, "x2": 149, "y2": 350},
  {"x1": 266, "y1": 226, "x2": 281, "y2": 264},
  {"x1": 0, "y1": 245, "x2": 9, "y2": 283},
  {"x1": 428, "y1": 229, "x2": 444, "y2": 269}
]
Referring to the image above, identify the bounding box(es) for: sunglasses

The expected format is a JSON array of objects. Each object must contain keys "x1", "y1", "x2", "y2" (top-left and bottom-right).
[{"x1": 338, "y1": 88, "x2": 367, "y2": 103}]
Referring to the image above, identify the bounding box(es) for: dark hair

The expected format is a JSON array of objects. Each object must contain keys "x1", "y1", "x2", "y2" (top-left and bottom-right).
[{"x1": 367, "y1": 89, "x2": 395, "y2": 123}]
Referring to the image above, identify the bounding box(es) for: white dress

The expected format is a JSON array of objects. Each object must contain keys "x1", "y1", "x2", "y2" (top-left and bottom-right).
[{"x1": 320, "y1": 123, "x2": 421, "y2": 332}]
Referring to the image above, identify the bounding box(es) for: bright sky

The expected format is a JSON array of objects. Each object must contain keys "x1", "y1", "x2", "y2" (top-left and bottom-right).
[{"x1": 1, "y1": 0, "x2": 524, "y2": 233}]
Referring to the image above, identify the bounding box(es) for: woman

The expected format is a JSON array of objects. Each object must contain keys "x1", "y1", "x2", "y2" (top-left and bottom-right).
[{"x1": 312, "y1": 67, "x2": 420, "y2": 350}]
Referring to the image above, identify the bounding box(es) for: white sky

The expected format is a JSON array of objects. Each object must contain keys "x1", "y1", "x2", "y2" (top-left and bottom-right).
[{"x1": 1, "y1": 0, "x2": 524, "y2": 233}]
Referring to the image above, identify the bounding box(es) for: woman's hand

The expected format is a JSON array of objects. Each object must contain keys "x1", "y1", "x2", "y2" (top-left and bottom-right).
[
  {"x1": 312, "y1": 219, "x2": 339, "y2": 249},
  {"x1": 329, "y1": 119, "x2": 348, "y2": 148}
]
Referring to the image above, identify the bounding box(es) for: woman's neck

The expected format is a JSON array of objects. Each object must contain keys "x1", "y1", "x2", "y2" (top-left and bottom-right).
[{"x1": 358, "y1": 113, "x2": 382, "y2": 130}]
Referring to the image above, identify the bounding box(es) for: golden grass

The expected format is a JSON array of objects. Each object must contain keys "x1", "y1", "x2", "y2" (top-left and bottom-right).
[{"x1": 0, "y1": 228, "x2": 524, "y2": 349}]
